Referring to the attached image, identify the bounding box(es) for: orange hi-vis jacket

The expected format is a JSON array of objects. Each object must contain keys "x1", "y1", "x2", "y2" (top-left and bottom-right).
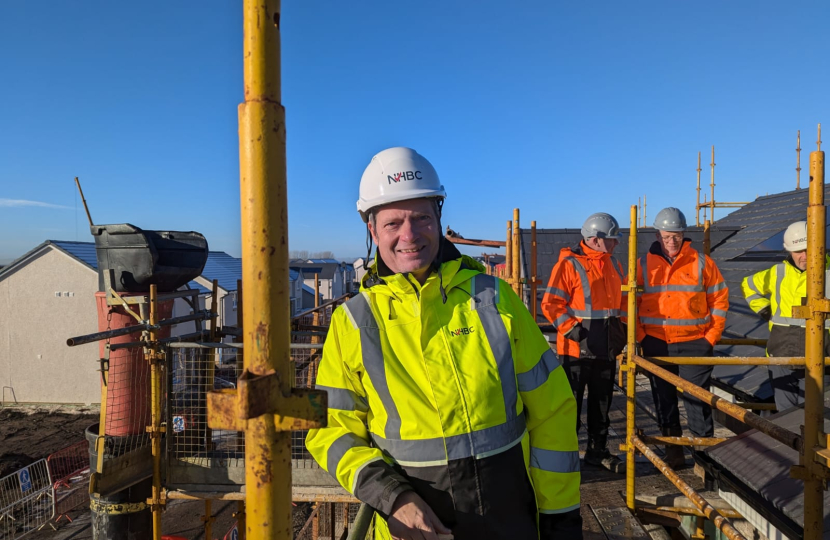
[
  {"x1": 541, "y1": 241, "x2": 625, "y2": 358},
  {"x1": 633, "y1": 240, "x2": 729, "y2": 345}
]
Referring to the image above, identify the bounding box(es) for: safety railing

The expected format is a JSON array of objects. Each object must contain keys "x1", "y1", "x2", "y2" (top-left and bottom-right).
[
  {"x1": 0, "y1": 459, "x2": 54, "y2": 540},
  {"x1": 622, "y1": 145, "x2": 829, "y2": 540}
]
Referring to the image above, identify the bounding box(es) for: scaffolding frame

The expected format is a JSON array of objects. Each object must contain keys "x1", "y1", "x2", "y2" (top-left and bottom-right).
[{"x1": 622, "y1": 143, "x2": 829, "y2": 540}]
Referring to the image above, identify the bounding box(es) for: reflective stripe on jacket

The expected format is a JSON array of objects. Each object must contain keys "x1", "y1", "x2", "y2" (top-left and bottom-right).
[
  {"x1": 634, "y1": 240, "x2": 729, "y2": 344},
  {"x1": 541, "y1": 241, "x2": 625, "y2": 358},
  {"x1": 305, "y1": 253, "x2": 580, "y2": 534},
  {"x1": 742, "y1": 257, "x2": 830, "y2": 328},
  {"x1": 741, "y1": 257, "x2": 830, "y2": 356}
]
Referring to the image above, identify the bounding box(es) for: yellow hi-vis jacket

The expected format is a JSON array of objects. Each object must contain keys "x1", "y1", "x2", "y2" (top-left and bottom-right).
[
  {"x1": 305, "y1": 254, "x2": 579, "y2": 538},
  {"x1": 741, "y1": 256, "x2": 830, "y2": 356}
]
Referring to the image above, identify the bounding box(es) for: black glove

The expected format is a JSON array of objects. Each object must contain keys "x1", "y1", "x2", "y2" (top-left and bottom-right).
[
  {"x1": 758, "y1": 306, "x2": 772, "y2": 322},
  {"x1": 565, "y1": 323, "x2": 588, "y2": 343}
]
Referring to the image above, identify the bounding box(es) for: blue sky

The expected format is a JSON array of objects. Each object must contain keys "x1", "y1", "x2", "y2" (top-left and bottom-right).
[{"x1": 2, "y1": 1, "x2": 829, "y2": 264}]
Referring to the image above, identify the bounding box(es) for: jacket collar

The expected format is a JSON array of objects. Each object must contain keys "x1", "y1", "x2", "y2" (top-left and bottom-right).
[{"x1": 361, "y1": 237, "x2": 482, "y2": 297}]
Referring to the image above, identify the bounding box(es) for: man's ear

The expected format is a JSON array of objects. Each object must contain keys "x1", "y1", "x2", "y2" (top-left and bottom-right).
[{"x1": 367, "y1": 220, "x2": 380, "y2": 246}]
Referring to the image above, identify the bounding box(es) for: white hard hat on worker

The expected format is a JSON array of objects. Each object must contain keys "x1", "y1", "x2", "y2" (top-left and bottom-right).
[
  {"x1": 783, "y1": 221, "x2": 808, "y2": 270},
  {"x1": 357, "y1": 147, "x2": 447, "y2": 284}
]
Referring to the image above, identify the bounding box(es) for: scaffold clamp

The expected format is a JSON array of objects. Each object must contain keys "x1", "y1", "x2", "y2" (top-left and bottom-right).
[{"x1": 206, "y1": 369, "x2": 327, "y2": 431}]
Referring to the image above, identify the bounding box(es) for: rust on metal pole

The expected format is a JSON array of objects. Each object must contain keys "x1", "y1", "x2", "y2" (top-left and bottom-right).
[
  {"x1": 643, "y1": 194, "x2": 647, "y2": 227},
  {"x1": 710, "y1": 145, "x2": 716, "y2": 222},
  {"x1": 505, "y1": 220, "x2": 512, "y2": 286},
  {"x1": 634, "y1": 355, "x2": 802, "y2": 451},
  {"x1": 239, "y1": 0, "x2": 292, "y2": 537},
  {"x1": 802, "y1": 145, "x2": 826, "y2": 540},
  {"x1": 445, "y1": 236, "x2": 506, "y2": 248},
  {"x1": 531, "y1": 221, "x2": 537, "y2": 321},
  {"x1": 640, "y1": 435, "x2": 727, "y2": 446},
  {"x1": 696, "y1": 152, "x2": 702, "y2": 226},
  {"x1": 703, "y1": 220, "x2": 711, "y2": 256},
  {"x1": 625, "y1": 204, "x2": 638, "y2": 511},
  {"x1": 513, "y1": 208, "x2": 521, "y2": 297},
  {"x1": 632, "y1": 437, "x2": 748, "y2": 540},
  {"x1": 654, "y1": 506, "x2": 742, "y2": 519},
  {"x1": 314, "y1": 273, "x2": 320, "y2": 308}
]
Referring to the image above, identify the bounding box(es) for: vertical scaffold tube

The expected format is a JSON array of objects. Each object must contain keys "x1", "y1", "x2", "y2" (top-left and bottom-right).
[
  {"x1": 626, "y1": 205, "x2": 638, "y2": 511},
  {"x1": 238, "y1": 0, "x2": 292, "y2": 538},
  {"x1": 513, "y1": 208, "x2": 521, "y2": 297},
  {"x1": 505, "y1": 220, "x2": 512, "y2": 282},
  {"x1": 531, "y1": 221, "x2": 537, "y2": 321},
  {"x1": 803, "y1": 148, "x2": 826, "y2": 540},
  {"x1": 149, "y1": 285, "x2": 162, "y2": 540}
]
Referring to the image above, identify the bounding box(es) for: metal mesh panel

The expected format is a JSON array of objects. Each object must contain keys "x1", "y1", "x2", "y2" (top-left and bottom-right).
[
  {"x1": 103, "y1": 347, "x2": 152, "y2": 454},
  {"x1": 46, "y1": 442, "x2": 90, "y2": 520},
  {"x1": 0, "y1": 459, "x2": 54, "y2": 539},
  {"x1": 166, "y1": 343, "x2": 244, "y2": 487},
  {"x1": 294, "y1": 502, "x2": 368, "y2": 540}
]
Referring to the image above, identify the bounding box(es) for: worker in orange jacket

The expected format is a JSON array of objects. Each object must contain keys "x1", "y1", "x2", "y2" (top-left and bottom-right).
[
  {"x1": 634, "y1": 207, "x2": 729, "y2": 468},
  {"x1": 542, "y1": 212, "x2": 627, "y2": 473}
]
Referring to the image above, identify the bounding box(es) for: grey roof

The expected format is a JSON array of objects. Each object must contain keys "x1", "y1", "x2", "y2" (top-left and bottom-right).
[
  {"x1": 290, "y1": 261, "x2": 338, "y2": 280},
  {"x1": 704, "y1": 392, "x2": 830, "y2": 539}
]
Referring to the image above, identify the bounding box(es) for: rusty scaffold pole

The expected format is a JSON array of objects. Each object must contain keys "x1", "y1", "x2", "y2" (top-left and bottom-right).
[
  {"x1": 703, "y1": 219, "x2": 711, "y2": 256},
  {"x1": 206, "y1": 2, "x2": 326, "y2": 539},
  {"x1": 623, "y1": 204, "x2": 639, "y2": 511},
  {"x1": 799, "y1": 125, "x2": 826, "y2": 540},
  {"x1": 710, "y1": 145, "x2": 716, "y2": 222},
  {"x1": 505, "y1": 220, "x2": 512, "y2": 282},
  {"x1": 513, "y1": 208, "x2": 521, "y2": 297},
  {"x1": 531, "y1": 221, "x2": 537, "y2": 321},
  {"x1": 643, "y1": 194, "x2": 647, "y2": 228},
  {"x1": 696, "y1": 152, "x2": 702, "y2": 226}
]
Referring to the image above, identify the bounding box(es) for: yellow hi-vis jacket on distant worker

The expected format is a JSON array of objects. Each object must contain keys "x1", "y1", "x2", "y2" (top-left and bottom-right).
[
  {"x1": 305, "y1": 248, "x2": 579, "y2": 540},
  {"x1": 741, "y1": 256, "x2": 830, "y2": 357}
]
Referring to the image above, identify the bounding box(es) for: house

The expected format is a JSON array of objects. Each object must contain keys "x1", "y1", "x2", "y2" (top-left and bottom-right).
[
  {"x1": 0, "y1": 241, "x2": 303, "y2": 405},
  {"x1": 290, "y1": 259, "x2": 354, "y2": 302}
]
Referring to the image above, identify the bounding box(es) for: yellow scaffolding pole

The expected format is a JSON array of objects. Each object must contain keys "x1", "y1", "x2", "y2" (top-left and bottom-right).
[
  {"x1": 624, "y1": 204, "x2": 638, "y2": 511},
  {"x1": 148, "y1": 285, "x2": 165, "y2": 540},
  {"x1": 206, "y1": 3, "x2": 326, "y2": 539},
  {"x1": 799, "y1": 138, "x2": 826, "y2": 540}
]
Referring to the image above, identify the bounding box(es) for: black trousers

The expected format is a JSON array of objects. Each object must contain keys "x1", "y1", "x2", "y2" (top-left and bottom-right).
[
  {"x1": 562, "y1": 355, "x2": 615, "y2": 454},
  {"x1": 641, "y1": 335, "x2": 714, "y2": 438}
]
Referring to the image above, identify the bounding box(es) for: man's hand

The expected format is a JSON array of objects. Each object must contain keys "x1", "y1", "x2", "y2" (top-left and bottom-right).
[
  {"x1": 758, "y1": 306, "x2": 772, "y2": 322},
  {"x1": 387, "y1": 491, "x2": 452, "y2": 540},
  {"x1": 565, "y1": 324, "x2": 588, "y2": 343}
]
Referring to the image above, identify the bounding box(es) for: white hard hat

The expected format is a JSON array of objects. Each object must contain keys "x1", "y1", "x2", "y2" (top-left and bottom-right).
[
  {"x1": 653, "y1": 207, "x2": 687, "y2": 232},
  {"x1": 581, "y1": 212, "x2": 621, "y2": 240},
  {"x1": 357, "y1": 147, "x2": 446, "y2": 223},
  {"x1": 783, "y1": 221, "x2": 808, "y2": 252}
]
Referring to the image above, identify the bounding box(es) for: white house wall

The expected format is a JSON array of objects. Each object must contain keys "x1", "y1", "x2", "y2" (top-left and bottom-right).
[{"x1": 0, "y1": 248, "x2": 100, "y2": 404}]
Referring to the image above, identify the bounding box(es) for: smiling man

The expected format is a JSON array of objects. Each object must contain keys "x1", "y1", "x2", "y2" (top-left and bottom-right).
[
  {"x1": 633, "y1": 207, "x2": 729, "y2": 468},
  {"x1": 306, "y1": 147, "x2": 582, "y2": 540}
]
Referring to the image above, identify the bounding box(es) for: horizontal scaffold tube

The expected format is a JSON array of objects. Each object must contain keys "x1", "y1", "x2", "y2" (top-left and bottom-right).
[
  {"x1": 634, "y1": 355, "x2": 802, "y2": 451},
  {"x1": 650, "y1": 356, "x2": 830, "y2": 365},
  {"x1": 632, "y1": 437, "x2": 747, "y2": 540}
]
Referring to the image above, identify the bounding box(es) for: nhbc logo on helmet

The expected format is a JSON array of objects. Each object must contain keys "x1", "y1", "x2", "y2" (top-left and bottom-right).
[{"x1": 387, "y1": 170, "x2": 423, "y2": 184}]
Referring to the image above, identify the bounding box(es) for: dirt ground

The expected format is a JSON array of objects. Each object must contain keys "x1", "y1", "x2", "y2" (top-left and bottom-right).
[{"x1": 0, "y1": 406, "x2": 98, "y2": 478}]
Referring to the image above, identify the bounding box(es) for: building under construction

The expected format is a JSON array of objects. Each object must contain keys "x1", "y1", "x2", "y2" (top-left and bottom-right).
[{"x1": 3, "y1": 3, "x2": 830, "y2": 540}]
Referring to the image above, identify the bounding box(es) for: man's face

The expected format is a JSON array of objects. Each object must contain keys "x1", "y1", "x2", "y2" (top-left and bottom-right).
[
  {"x1": 368, "y1": 198, "x2": 440, "y2": 284},
  {"x1": 792, "y1": 249, "x2": 808, "y2": 270},
  {"x1": 585, "y1": 236, "x2": 618, "y2": 254},
  {"x1": 657, "y1": 231, "x2": 684, "y2": 258}
]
